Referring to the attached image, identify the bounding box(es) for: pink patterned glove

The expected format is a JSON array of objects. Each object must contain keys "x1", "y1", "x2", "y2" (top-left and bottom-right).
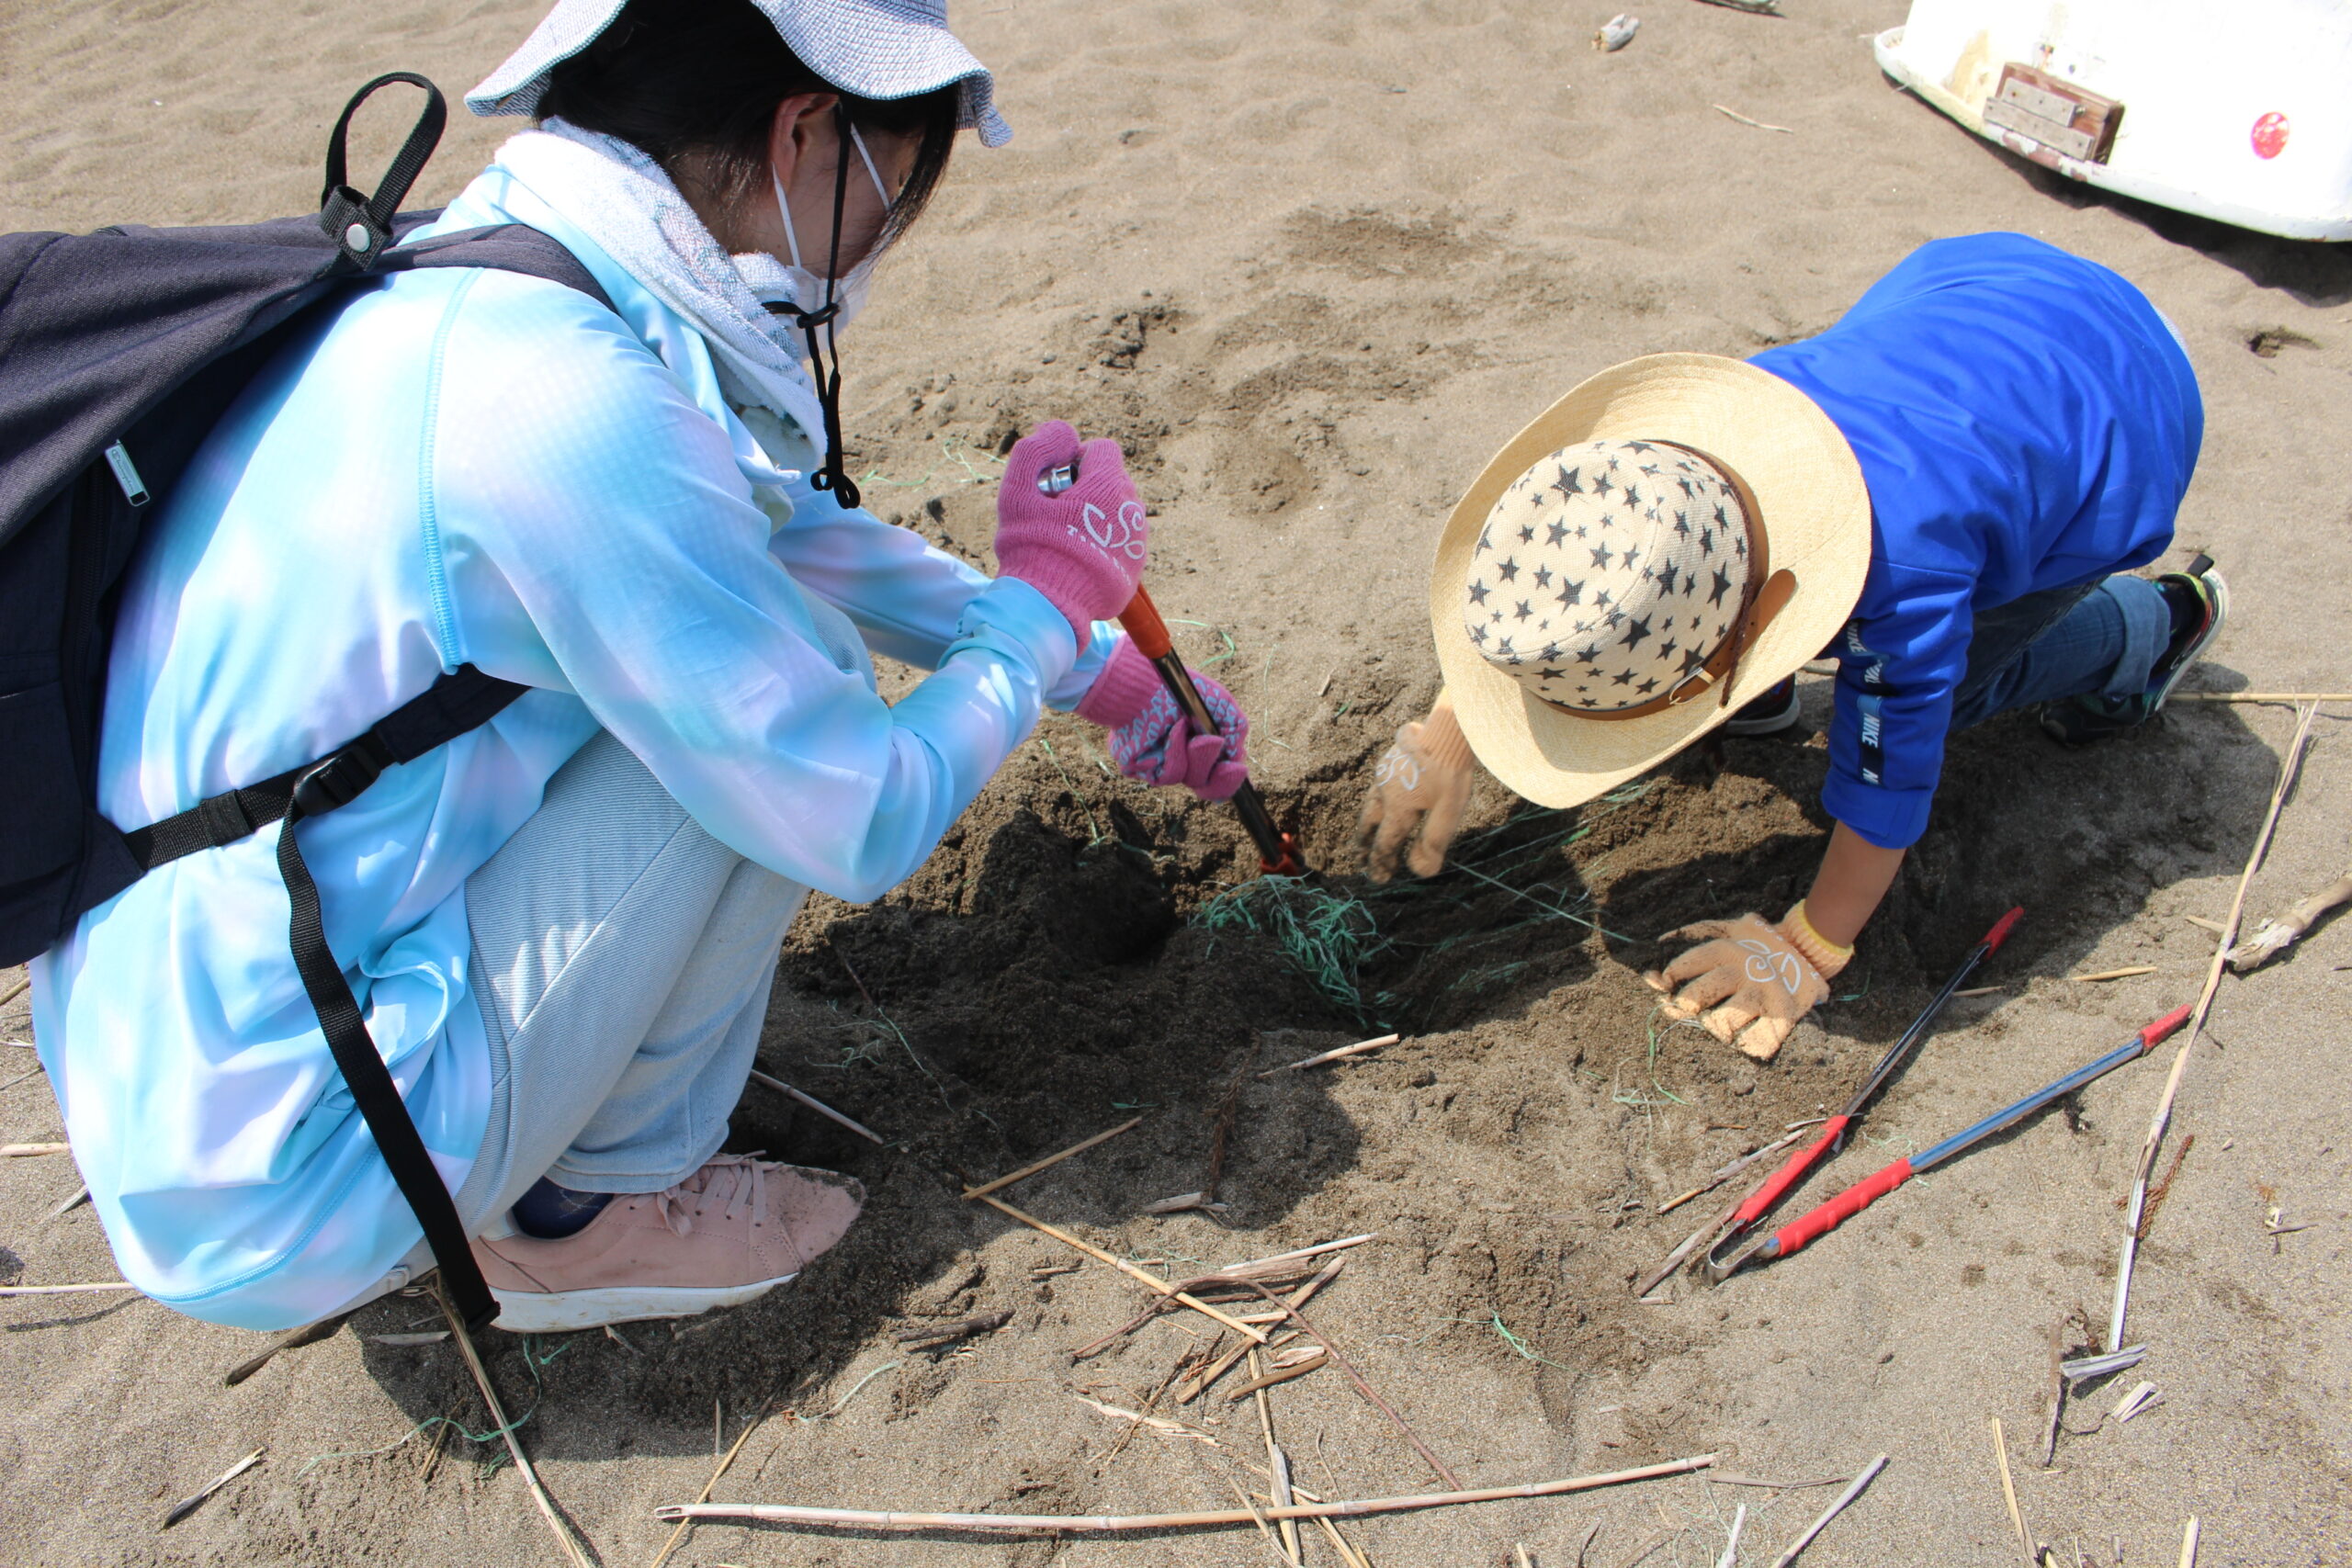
[
  {"x1": 1077, "y1": 637, "x2": 1250, "y2": 801},
  {"x1": 993, "y1": 421, "x2": 1148, "y2": 651}
]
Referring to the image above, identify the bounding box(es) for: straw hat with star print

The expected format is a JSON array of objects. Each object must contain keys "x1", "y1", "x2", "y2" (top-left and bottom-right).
[{"x1": 1430, "y1": 353, "x2": 1872, "y2": 808}]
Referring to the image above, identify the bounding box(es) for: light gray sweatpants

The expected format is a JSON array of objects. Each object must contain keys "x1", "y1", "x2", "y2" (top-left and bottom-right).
[{"x1": 446, "y1": 728, "x2": 810, "y2": 1230}]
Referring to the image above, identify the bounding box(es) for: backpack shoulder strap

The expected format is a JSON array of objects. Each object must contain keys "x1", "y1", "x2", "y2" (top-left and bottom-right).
[
  {"x1": 120, "y1": 662, "x2": 526, "y2": 1335},
  {"x1": 390, "y1": 225, "x2": 616, "y2": 315}
]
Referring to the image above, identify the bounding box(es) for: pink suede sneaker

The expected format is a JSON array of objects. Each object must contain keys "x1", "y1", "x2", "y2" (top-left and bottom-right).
[{"x1": 471, "y1": 1155, "x2": 865, "y2": 1333}]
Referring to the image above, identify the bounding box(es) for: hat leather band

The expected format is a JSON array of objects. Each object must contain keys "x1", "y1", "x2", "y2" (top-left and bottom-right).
[{"x1": 1543, "y1": 442, "x2": 1792, "y2": 724}]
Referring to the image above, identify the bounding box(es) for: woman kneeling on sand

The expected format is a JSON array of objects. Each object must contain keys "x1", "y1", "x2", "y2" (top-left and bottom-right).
[
  {"x1": 30, "y1": 0, "x2": 1248, "y2": 1334},
  {"x1": 1358, "y1": 234, "x2": 2222, "y2": 1060}
]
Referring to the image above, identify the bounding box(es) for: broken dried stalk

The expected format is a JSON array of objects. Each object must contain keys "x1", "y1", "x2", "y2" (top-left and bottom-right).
[
  {"x1": 747, "y1": 1070, "x2": 884, "y2": 1145},
  {"x1": 1243, "y1": 1278, "x2": 1463, "y2": 1489},
  {"x1": 661, "y1": 1454, "x2": 1716, "y2": 1531},
  {"x1": 1259, "y1": 1033, "x2": 1399, "y2": 1077},
  {"x1": 0, "y1": 976, "x2": 26, "y2": 1008},
  {"x1": 1228, "y1": 1351, "x2": 1329, "y2": 1401},
  {"x1": 1766, "y1": 1455, "x2": 1886, "y2": 1567},
  {"x1": 436, "y1": 1289, "x2": 594, "y2": 1568},
  {"x1": 2112, "y1": 702, "x2": 2318, "y2": 1351},
  {"x1": 224, "y1": 1313, "x2": 350, "y2": 1387},
  {"x1": 1249, "y1": 1348, "x2": 1302, "y2": 1565},
  {"x1": 0, "y1": 1280, "x2": 138, "y2": 1296},
  {"x1": 1712, "y1": 103, "x2": 1793, "y2": 132},
  {"x1": 2070, "y1": 966, "x2": 2157, "y2": 983},
  {"x1": 2225, "y1": 868, "x2": 2352, "y2": 972},
  {"x1": 2177, "y1": 1516, "x2": 2200, "y2": 1568},
  {"x1": 976, "y1": 1195, "x2": 1268, "y2": 1343},
  {"x1": 649, "y1": 1405, "x2": 767, "y2": 1568},
  {"x1": 2173, "y1": 691, "x2": 2352, "y2": 704},
  {"x1": 162, "y1": 1448, "x2": 265, "y2": 1529},
  {"x1": 1658, "y1": 1125, "x2": 1810, "y2": 1216},
  {"x1": 1694, "y1": 0, "x2": 1783, "y2": 13},
  {"x1": 2, "y1": 1142, "x2": 68, "y2": 1156},
  {"x1": 1180, "y1": 1258, "x2": 1344, "y2": 1398},
  {"x1": 894, "y1": 1308, "x2": 1012, "y2": 1348},
  {"x1": 1717, "y1": 1504, "x2": 1749, "y2": 1568},
  {"x1": 1992, "y1": 1419, "x2": 2032, "y2": 1565},
  {"x1": 962, "y1": 1117, "x2": 1141, "y2": 1200}
]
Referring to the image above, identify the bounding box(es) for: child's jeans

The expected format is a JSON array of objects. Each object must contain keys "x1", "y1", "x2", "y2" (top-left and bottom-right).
[{"x1": 1947, "y1": 573, "x2": 2173, "y2": 731}]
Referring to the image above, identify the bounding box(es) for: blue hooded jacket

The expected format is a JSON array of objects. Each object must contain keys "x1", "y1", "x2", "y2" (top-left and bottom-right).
[{"x1": 1750, "y1": 233, "x2": 2202, "y2": 849}]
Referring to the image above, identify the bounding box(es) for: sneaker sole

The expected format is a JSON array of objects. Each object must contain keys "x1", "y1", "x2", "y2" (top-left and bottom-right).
[
  {"x1": 2149, "y1": 566, "x2": 2229, "y2": 712},
  {"x1": 489, "y1": 1272, "x2": 798, "y2": 1334}
]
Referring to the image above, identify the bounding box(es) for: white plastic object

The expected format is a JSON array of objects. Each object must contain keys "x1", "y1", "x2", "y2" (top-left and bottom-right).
[{"x1": 1875, "y1": 0, "x2": 2352, "y2": 241}]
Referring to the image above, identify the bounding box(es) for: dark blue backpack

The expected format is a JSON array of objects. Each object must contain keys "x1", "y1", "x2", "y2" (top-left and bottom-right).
[{"x1": 0, "y1": 74, "x2": 609, "y2": 1331}]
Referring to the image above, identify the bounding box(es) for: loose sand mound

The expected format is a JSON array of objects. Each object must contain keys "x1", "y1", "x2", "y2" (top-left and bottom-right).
[{"x1": 5, "y1": 0, "x2": 2350, "y2": 1562}]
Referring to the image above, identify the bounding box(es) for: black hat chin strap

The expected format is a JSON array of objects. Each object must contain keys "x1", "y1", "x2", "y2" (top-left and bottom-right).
[{"x1": 765, "y1": 100, "x2": 862, "y2": 510}]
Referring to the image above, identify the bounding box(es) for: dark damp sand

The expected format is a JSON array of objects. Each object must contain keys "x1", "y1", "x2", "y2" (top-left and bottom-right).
[{"x1": 5, "y1": 0, "x2": 2350, "y2": 1562}]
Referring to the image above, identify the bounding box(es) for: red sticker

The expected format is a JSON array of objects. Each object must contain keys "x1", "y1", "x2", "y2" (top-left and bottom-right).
[{"x1": 2252, "y1": 112, "x2": 2290, "y2": 160}]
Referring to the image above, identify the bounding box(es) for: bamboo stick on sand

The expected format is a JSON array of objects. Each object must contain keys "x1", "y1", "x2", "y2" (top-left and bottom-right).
[
  {"x1": 747, "y1": 1070, "x2": 885, "y2": 1145},
  {"x1": 0, "y1": 1280, "x2": 138, "y2": 1296},
  {"x1": 2111, "y1": 703, "x2": 2317, "y2": 1351},
  {"x1": 658, "y1": 1453, "x2": 1716, "y2": 1531},
  {"x1": 437, "y1": 1291, "x2": 594, "y2": 1568},
  {"x1": 976, "y1": 1194, "x2": 1268, "y2": 1343},
  {"x1": 1766, "y1": 1455, "x2": 1887, "y2": 1567},
  {"x1": 1260, "y1": 1034, "x2": 1399, "y2": 1077},
  {"x1": 962, "y1": 1117, "x2": 1141, "y2": 1199}
]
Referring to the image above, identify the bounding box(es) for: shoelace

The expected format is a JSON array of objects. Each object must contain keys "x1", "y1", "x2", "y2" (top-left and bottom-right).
[{"x1": 651, "y1": 1153, "x2": 770, "y2": 1238}]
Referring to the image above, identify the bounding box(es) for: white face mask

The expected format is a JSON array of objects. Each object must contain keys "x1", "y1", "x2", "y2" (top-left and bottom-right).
[{"x1": 762, "y1": 123, "x2": 893, "y2": 337}]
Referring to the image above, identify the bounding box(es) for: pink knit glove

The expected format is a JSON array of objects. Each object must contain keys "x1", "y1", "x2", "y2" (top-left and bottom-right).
[
  {"x1": 1077, "y1": 637, "x2": 1250, "y2": 801},
  {"x1": 993, "y1": 421, "x2": 1148, "y2": 652}
]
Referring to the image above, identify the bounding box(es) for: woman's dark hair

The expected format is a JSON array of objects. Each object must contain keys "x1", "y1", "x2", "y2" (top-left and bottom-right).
[{"x1": 538, "y1": 0, "x2": 958, "y2": 257}]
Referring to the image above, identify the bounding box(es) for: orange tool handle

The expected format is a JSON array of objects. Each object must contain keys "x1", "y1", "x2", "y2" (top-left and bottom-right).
[
  {"x1": 1117, "y1": 586, "x2": 1176, "y2": 660},
  {"x1": 1769, "y1": 1157, "x2": 1914, "y2": 1259},
  {"x1": 1730, "y1": 1114, "x2": 1850, "y2": 1226}
]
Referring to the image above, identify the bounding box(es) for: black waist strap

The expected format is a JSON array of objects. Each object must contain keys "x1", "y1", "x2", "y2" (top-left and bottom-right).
[{"x1": 120, "y1": 664, "x2": 526, "y2": 1332}]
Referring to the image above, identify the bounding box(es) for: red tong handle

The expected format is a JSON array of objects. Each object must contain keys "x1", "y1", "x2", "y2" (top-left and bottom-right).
[
  {"x1": 1770, "y1": 1157, "x2": 1915, "y2": 1258},
  {"x1": 1982, "y1": 906, "x2": 2024, "y2": 954},
  {"x1": 2141, "y1": 1003, "x2": 2194, "y2": 1048},
  {"x1": 1731, "y1": 1113, "x2": 1851, "y2": 1226}
]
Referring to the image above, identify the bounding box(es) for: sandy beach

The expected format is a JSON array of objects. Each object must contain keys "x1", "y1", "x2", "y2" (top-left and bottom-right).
[{"x1": 5, "y1": 0, "x2": 2350, "y2": 1562}]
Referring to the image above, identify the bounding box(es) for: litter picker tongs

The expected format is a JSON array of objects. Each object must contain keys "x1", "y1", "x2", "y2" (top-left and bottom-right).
[
  {"x1": 1737, "y1": 1002, "x2": 2194, "y2": 1269},
  {"x1": 1041, "y1": 460, "x2": 1306, "y2": 875},
  {"x1": 1669, "y1": 906, "x2": 2023, "y2": 1287}
]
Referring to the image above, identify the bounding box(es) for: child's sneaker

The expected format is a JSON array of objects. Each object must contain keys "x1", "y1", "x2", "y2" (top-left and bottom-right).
[
  {"x1": 1724, "y1": 677, "x2": 1801, "y2": 737},
  {"x1": 2042, "y1": 557, "x2": 2228, "y2": 746},
  {"x1": 470, "y1": 1155, "x2": 864, "y2": 1332}
]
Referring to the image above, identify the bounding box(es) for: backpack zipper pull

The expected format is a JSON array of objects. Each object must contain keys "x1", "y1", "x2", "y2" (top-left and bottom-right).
[{"x1": 103, "y1": 441, "x2": 149, "y2": 507}]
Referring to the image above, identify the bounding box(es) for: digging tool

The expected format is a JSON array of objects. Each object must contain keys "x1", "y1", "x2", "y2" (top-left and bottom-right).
[
  {"x1": 1693, "y1": 906, "x2": 2024, "y2": 1285},
  {"x1": 1729, "y1": 1004, "x2": 2194, "y2": 1273},
  {"x1": 1041, "y1": 463, "x2": 1306, "y2": 875}
]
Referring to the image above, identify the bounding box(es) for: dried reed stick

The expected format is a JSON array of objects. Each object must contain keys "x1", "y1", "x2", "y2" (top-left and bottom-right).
[
  {"x1": 224, "y1": 1313, "x2": 350, "y2": 1387},
  {"x1": 975, "y1": 1194, "x2": 1268, "y2": 1342},
  {"x1": 659, "y1": 1453, "x2": 1716, "y2": 1531},
  {"x1": 1181, "y1": 1258, "x2": 1344, "y2": 1400},
  {"x1": 2112, "y1": 703, "x2": 2318, "y2": 1351},
  {"x1": 1259, "y1": 1034, "x2": 1400, "y2": 1077},
  {"x1": 2173, "y1": 691, "x2": 2352, "y2": 704},
  {"x1": 1695, "y1": 0, "x2": 1785, "y2": 14},
  {"x1": 2, "y1": 1142, "x2": 68, "y2": 1156},
  {"x1": 962, "y1": 1118, "x2": 1142, "y2": 1200},
  {"x1": 2177, "y1": 1516, "x2": 2200, "y2": 1568},
  {"x1": 1658, "y1": 1125, "x2": 1810, "y2": 1216},
  {"x1": 0, "y1": 1280, "x2": 137, "y2": 1296},
  {"x1": 1992, "y1": 1419, "x2": 2032, "y2": 1565},
  {"x1": 747, "y1": 1070, "x2": 884, "y2": 1145},
  {"x1": 1244, "y1": 1278, "x2": 1463, "y2": 1489},
  {"x1": 648, "y1": 1404, "x2": 766, "y2": 1568},
  {"x1": 2070, "y1": 966, "x2": 2157, "y2": 983},
  {"x1": 1249, "y1": 1348, "x2": 1302, "y2": 1564},
  {"x1": 1087, "y1": 1253, "x2": 1342, "y2": 1367},
  {"x1": 162, "y1": 1448, "x2": 265, "y2": 1529},
  {"x1": 436, "y1": 1291, "x2": 594, "y2": 1568},
  {"x1": 1228, "y1": 1352, "x2": 1328, "y2": 1401},
  {"x1": 1717, "y1": 1503, "x2": 1748, "y2": 1568},
  {"x1": 0, "y1": 976, "x2": 27, "y2": 1009},
  {"x1": 1712, "y1": 103, "x2": 1793, "y2": 132},
  {"x1": 1229, "y1": 1234, "x2": 1377, "y2": 1272},
  {"x1": 895, "y1": 1308, "x2": 1013, "y2": 1348},
  {"x1": 1766, "y1": 1455, "x2": 1886, "y2": 1567}
]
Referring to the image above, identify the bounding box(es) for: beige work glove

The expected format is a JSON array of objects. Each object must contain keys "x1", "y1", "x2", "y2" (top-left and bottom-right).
[
  {"x1": 1357, "y1": 694, "x2": 1476, "y2": 882},
  {"x1": 1644, "y1": 903, "x2": 1852, "y2": 1062}
]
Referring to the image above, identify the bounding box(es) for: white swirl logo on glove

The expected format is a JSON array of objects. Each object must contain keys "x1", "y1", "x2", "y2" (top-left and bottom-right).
[
  {"x1": 1736, "y1": 938, "x2": 1804, "y2": 996},
  {"x1": 1078, "y1": 499, "x2": 1149, "y2": 562},
  {"x1": 1374, "y1": 744, "x2": 1423, "y2": 793}
]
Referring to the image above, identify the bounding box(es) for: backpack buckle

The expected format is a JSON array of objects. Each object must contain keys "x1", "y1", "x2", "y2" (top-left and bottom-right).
[{"x1": 292, "y1": 745, "x2": 387, "y2": 817}]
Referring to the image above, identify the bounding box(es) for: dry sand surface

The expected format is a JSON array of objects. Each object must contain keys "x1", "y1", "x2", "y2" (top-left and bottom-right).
[{"x1": 5, "y1": 0, "x2": 2351, "y2": 1563}]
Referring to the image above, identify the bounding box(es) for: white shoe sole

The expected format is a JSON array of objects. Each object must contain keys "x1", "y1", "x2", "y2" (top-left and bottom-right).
[{"x1": 489, "y1": 1272, "x2": 798, "y2": 1334}]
